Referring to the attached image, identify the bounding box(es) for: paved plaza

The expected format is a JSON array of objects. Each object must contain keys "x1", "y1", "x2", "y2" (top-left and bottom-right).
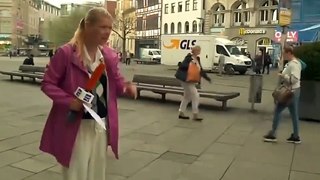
[{"x1": 0, "y1": 56, "x2": 320, "y2": 180}]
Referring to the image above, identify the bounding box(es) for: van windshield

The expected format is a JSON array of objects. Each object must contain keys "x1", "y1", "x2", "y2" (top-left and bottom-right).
[
  {"x1": 152, "y1": 51, "x2": 160, "y2": 55},
  {"x1": 225, "y1": 45, "x2": 242, "y2": 55}
]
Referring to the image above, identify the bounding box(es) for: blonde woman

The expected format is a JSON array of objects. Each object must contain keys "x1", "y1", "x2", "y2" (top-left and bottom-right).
[
  {"x1": 40, "y1": 7, "x2": 137, "y2": 180},
  {"x1": 175, "y1": 46, "x2": 211, "y2": 121}
]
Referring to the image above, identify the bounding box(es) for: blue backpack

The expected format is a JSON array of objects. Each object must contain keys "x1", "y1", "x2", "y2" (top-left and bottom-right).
[{"x1": 299, "y1": 59, "x2": 307, "y2": 71}]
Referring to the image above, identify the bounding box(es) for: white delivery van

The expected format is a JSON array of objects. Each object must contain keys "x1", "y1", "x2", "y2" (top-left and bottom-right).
[
  {"x1": 140, "y1": 48, "x2": 161, "y2": 63},
  {"x1": 161, "y1": 35, "x2": 252, "y2": 74}
]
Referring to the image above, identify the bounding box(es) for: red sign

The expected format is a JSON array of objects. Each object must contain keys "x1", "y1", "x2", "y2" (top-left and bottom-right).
[
  {"x1": 16, "y1": 19, "x2": 24, "y2": 30},
  {"x1": 274, "y1": 31, "x2": 298, "y2": 42}
]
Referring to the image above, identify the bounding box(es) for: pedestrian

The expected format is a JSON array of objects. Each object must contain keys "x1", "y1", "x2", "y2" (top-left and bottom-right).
[
  {"x1": 218, "y1": 54, "x2": 225, "y2": 76},
  {"x1": 48, "y1": 49, "x2": 54, "y2": 59},
  {"x1": 254, "y1": 50, "x2": 263, "y2": 74},
  {"x1": 262, "y1": 52, "x2": 272, "y2": 74},
  {"x1": 264, "y1": 46, "x2": 302, "y2": 144},
  {"x1": 175, "y1": 46, "x2": 211, "y2": 121},
  {"x1": 22, "y1": 54, "x2": 34, "y2": 65},
  {"x1": 40, "y1": 7, "x2": 137, "y2": 180},
  {"x1": 125, "y1": 50, "x2": 131, "y2": 65}
]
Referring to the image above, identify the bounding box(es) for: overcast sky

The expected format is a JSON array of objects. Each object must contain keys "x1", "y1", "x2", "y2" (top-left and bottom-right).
[{"x1": 45, "y1": 0, "x2": 104, "y2": 7}]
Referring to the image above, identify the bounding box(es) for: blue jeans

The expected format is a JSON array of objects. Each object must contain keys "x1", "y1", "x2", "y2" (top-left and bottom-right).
[{"x1": 271, "y1": 88, "x2": 300, "y2": 137}]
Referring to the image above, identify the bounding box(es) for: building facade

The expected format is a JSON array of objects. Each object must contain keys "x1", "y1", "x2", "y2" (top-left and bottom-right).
[
  {"x1": 107, "y1": 0, "x2": 136, "y2": 54},
  {"x1": 205, "y1": 0, "x2": 279, "y2": 56},
  {"x1": 288, "y1": 0, "x2": 320, "y2": 42},
  {"x1": 161, "y1": 0, "x2": 205, "y2": 35},
  {"x1": 0, "y1": 0, "x2": 59, "y2": 54},
  {"x1": 135, "y1": 0, "x2": 161, "y2": 58}
]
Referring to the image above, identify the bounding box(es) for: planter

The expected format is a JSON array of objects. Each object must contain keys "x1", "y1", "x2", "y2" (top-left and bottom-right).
[{"x1": 299, "y1": 80, "x2": 320, "y2": 121}]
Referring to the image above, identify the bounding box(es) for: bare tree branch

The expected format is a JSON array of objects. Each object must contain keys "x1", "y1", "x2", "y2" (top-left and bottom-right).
[{"x1": 112, "y1": 29, "x2": 124, "y2": 40}]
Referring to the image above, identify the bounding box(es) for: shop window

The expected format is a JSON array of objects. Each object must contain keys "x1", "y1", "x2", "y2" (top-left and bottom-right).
[
  {"x1": 177, "y1": 22, "x2": 182, "y2": 33},
  {"x1": 171, "y1": 23, "x2": 175, "y2": 34},
  {"x1": 164, "y1": 23, "x2": 168, "y2": 34},
  {"x1": 185, "y1": 21, "x2": 189, "y2": 33},
  {"x1": 192, "y1": 21, "x2": 197, "y2": 32}
]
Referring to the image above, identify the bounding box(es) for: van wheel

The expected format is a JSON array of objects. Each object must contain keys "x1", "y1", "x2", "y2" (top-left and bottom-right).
[
  {"x1": 239, "y1": 70, "x2": 247, "y2": 75},
  {"x1": 224, "y1": 64, "x2": 235, "y2": 75}
]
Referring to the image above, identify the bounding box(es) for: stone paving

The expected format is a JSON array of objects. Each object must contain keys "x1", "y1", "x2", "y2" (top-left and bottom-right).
[{"x1": 0, "y1": 56, "x2": 320, "y2": 180}]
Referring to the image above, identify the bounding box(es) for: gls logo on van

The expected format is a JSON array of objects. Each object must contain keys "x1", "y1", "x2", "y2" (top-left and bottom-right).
[{"x1": 163, "y1": 39, "x2": 196, "y2": 50}]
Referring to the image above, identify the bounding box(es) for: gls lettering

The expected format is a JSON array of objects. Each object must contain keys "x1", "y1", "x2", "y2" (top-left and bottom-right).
[{"x1": 180, "y1": 40, "x2": 197, "y2": 50}]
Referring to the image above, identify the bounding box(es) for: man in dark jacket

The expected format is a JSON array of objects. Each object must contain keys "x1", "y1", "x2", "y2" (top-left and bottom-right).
[{"x1": 23, "y1": 54, "x2": 34, "y2": 65}]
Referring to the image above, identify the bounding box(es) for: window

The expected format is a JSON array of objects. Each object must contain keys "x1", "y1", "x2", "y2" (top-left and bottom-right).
[
  {"x1": 259, "y1": 0, "x2": 278, "y2": 24},
  {"x1": 185, "y1": 0, "x2": 190, "y2": 11},
  {"x1": 232, "y1": 2, "x2": 250, "y2": 26},
  {"x1": 193, "y1": 0, "x2": 197, "y2": 10},
  {"x1": 178, "y1": 22, "x2": 182, "y2": 33},
  {"x1": 185, "y1": 21, "x2": 189, "y2": 33},
  {"x1": 171, "y1": 3, "x2": 175, "y2": 13},
  {"x1": 164, "y1": 4, "x2": 168, "y2": 14},
  {"x1": 164, "y1": 23, "x2": 168, "y2": 34},
  {"x1": 216, "y1": 45, "x2": 229, "y2": 56},
  {"x1": 171, "y1": 23, "x2": 175, "y2": 34},
  {"x1": 192, "y1": 21, "x2": 197, "y2": 32},
  {"x1": 260, "y1": 10, "x2": 268, "y2": 21},
  {"x1": 211, "y1": 3, "x2": 225, "y2": 26},
  {"x1": 178, "y1": 2, "x2": 183, "y2": 12}
]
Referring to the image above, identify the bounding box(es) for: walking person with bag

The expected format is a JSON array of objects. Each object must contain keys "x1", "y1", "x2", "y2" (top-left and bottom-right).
[
  {"x1": 264, "y1": 46, "x2": 302, "y2": 144},
  {"x1": 175, "y1": 46, "x2": 211, "y2": 121}
]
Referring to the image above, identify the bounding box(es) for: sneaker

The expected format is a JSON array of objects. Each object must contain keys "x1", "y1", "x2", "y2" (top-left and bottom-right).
[
  {"x1": 263, "y1": 133, "x2": 277, "y2": 142},
  {"x1": 286, "y1": 134, "x2": 301, "y2": 144},
  {"x1": 192, "y1": 114, "x2": 203, "y2": 121},
  {"x1": 178, "y1": 115, "x2": 190, "y2": 120}
]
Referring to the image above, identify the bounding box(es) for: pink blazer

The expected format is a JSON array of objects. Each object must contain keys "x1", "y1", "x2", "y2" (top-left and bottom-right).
[{"x1": 40, "y1": 44, "x2": 125, "y2": 167}]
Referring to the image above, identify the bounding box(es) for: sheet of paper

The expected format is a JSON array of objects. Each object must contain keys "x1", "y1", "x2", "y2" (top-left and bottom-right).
[{"x1": 83, "y1": 103, "x2": 106, "y2": 130}]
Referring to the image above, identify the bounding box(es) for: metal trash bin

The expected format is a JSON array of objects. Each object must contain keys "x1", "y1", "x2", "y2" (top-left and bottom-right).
[{"x1": 249, "y1": 74, "x2": 263, "y2": 111}]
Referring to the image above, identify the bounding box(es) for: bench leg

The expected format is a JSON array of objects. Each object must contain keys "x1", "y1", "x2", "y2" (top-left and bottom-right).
[
  {"x1": 222, "y1": 101, "x2": 227, "y2": 110},
  {"x1": 21, "y1": 76, "x2": 24, "y2": 80},
  {"x1": 137, "y1": 90, "x2": 141, "y2": 99},
  {"x1": 161, "y1": 93, "x2": 166, "y2": 102},
  {"x1": 10, "y1": 75, "x2": 13, "y2": 81}
]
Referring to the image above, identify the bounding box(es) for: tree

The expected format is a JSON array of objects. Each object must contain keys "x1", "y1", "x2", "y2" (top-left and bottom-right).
[
  {"x1": 112, "y1": 7, "x2": 136, "y2": 61},
  {"x1": 48, "y1": 8, "x2": 88, "y2": 46}
]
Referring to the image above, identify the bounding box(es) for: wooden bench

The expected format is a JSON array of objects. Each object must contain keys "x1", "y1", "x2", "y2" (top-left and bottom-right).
[
  {"x1": 133, "y1": 59, "x2": 160, "y2": 64},
  {"x1": 132, "y1": 74, "x2": 240, "y2": 110},
  {"x1": 0, "y1": 65, "x2": 45, "y2": 82}
]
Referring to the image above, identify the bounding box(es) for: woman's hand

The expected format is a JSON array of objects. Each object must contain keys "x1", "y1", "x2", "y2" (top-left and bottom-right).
[
  {"x1": 69, "y1": 99, "x2": 83, "y2": 111},
  {"x1": 124, "y1": 82, "x2": 137, "y2": 99}
]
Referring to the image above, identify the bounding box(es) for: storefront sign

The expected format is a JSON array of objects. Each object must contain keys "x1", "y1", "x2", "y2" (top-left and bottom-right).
[
  {"x1": 239, "y1": 28, "x2": 266, "y2": 35},
  {"x1": 210, "y1": 28, "x2": 225, "y2": 33},
  {"x1": 274, "y1": 31, "x2": 298, "y2": 42},
  {"x1": 279, "y1": 8, "x2": 292, "y2": 26}
]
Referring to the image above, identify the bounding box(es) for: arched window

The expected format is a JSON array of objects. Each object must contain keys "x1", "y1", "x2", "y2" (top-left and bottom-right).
[
  {"x1": 211, "y1": 3, "x2": 225, "y2": 27},
  {"x1": 178, "y1": 22, "x2": 182, "y2": 33},
  {"x1": 171, "y1": 23, "x2": 175, "y2": 34},
  {"x1": 232, "y1": 1, "x2": 250, "y2": 26},
  {"x1": 164, "y1": 23, "x2": 168, "y2": 34},
  {"x1": 185, "y1": 21, "x2": 189, "y2": 33},
  {"x1": 192, "y1": 21, "x2": 197, "y2": 32},
  {"x1": 260, "y1": 0, "x2": 279, "y2": 24}
]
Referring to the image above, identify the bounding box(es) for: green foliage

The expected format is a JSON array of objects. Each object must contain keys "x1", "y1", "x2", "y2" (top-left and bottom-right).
[
  {"x1": 294, "y1": 42, "x2": 320, "y2": 81},
  {"x1": 48, "y1": 8, "x2": 88, "y2": 46}
]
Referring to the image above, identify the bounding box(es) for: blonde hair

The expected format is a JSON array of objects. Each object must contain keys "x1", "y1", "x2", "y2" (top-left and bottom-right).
[
  {"x1": 191, "y1": 45, "x2": 201, "y2": 54},
  {"x1": 69, "y1": 7, "x2": 113, "y2": 61}
]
